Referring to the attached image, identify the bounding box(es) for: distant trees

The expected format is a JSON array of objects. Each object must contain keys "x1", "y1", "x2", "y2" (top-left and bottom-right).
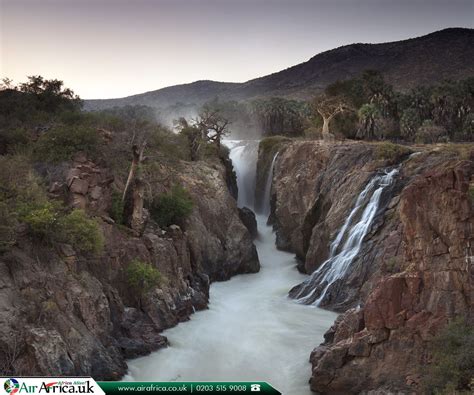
[
  {"x1": 307, "y1": 71, "x2": 473, "y2": 143},
  {"x1": 251, "y1": 98, "x2": 308, "y2": 137}
]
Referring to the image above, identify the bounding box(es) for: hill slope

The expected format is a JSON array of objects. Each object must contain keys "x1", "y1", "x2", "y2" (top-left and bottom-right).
[{"x1": 85, "y1": 28, "x2": 474, "y2": 111}]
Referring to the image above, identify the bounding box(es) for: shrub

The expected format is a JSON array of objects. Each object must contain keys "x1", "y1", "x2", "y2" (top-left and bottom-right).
[
  {"x1": 375, "y1": 142, "x2": 412, "y2": 162},
  {"x1": 415, "y1": 120, "x2": 448, "y2": 144},
  {"x1": 424, "y1": 318, "x2": 474, "y2": 393},
  {"x1": 0, "y1": 202, "x2": 16, "y2": 252},
  {"x1": 18, "y1": 201, "x2": 59, "y2": 241},
  {"x1": 126, "y1": 259, "x2": 162, "y2": 293},
  {"x1": 109, "y1": 191, "x2": 125, "y2": 224},
  {"x1": 150, "y1": 185, "x2": 193, "y2": 228},
  {"x1": 259, "y1": 135, "x2": 291, "y2": 154},
  {"x1": 304, "y1": 127, "x2": 322, "y2": 140},
  {"x1": 35, "y1": 124, "x2": 99, "y2": 162},
  {"x1": 58, "y1": 209, "x2": 104, "y2": 254}
]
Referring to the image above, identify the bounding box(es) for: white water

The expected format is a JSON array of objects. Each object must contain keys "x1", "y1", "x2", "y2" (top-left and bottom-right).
[
  {"x1": 124, "y1": 141, "x2": 337, "y2": 394},
  {"x1": 295, "y1": 168, "x2": 398, "y2": 306},
  {"x1": 261, "y1": 153, "x2": 279, "y2": 216},
  {"x1": 226, "y1": 140, "x2": 259, "y2": 208}
]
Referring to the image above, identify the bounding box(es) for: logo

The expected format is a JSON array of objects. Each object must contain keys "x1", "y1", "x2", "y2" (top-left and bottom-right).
[
  {"x1": 250, "y1": 384, "x2": 261, "y2": 392},
  {"x1": 4, "y1": 379, "x2": 20, "y2": 394}
]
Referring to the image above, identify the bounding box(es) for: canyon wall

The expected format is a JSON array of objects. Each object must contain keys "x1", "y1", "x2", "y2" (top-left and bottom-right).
[
  {"x1": 0, "y1": 155, "x2": 258, "y2": 378},
  {"x1": 266, "y1": 140, "x2": 473, "y2": 393}
]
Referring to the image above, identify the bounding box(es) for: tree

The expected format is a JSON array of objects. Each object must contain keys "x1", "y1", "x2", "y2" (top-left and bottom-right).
[
  {"x1": 175, "y1": 117, "x2": 203, "y2": 161},
  {"x1": 400, "y1": 108, "x2": 422, "y2": 140},
  {"x1": 312, "y1": 94, "x2": 353, "y2": 139},
  {"x1": 196, "y1": 107, "x2": 230, "y2": 150},
  {"x1": 357, "y1": 103, "x2": 381, "y2": 140},
  {"x1": 251, "y1": 98, "x2": 308, "y2": 136}
]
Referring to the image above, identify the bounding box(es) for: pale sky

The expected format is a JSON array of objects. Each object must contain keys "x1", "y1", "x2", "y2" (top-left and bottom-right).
[{"x1": 1, "y1": 0, "x2": 473, "y2": 99}]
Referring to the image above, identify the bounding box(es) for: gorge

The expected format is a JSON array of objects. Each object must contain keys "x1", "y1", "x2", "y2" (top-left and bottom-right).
[
  {"x1": 0, "y1": 132, "x2": 472, "y2": 394},
  {"x1": 123, "y1": 138, "x2": 473, "y2": 394}
]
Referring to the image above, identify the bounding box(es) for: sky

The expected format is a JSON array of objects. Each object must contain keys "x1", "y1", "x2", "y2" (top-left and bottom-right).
[{"x1": 1, "y1": 0, "x2": 473, "y2": 99}]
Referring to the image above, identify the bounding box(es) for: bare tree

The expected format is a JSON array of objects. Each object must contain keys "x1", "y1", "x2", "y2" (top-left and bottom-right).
[
  {"x1": 122, "y1": 141, "x2": 147, "y2": 202},
  {"x1": 312, "y1": 94, "x2": 353, "y2": 140},
  {"x1": 196, "y1": 108, "x2": 230, "y2": 150}
]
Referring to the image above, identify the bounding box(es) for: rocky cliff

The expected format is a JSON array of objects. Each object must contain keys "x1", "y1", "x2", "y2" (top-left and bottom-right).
[
  {"x1": 264, "y1": 140, "x2": 473, "y2": 393},
  {"x1": 0, "y1": 154, "x2": 258, "y2": 378}
]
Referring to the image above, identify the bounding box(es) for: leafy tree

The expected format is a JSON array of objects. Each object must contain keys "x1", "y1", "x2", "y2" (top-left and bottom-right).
[
  {"x1": 34, "y1": 125, "x2": 100, "y2": 162},
  {"x1": 175, "y1": 117, "x2": 204, "y2": 161},
  {"x1": 357, "y1": 103, "x2": 382, "y2": 139},
  {"x1": 400, "y1": 108, "x2": 422, "y2": 140},
  {"x1": 251, "y1": 98, "x2": 308, "y2": 137}
]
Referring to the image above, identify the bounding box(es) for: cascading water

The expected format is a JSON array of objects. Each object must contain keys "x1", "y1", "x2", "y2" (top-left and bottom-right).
[
  {"x1": 226, "y1": 140, "x2": 259, "y2": 208},
  {"x1": 261, "y1": 152, "x2": 279, "y2": 216},
  {"x1": 124, "y1": 140, "x2": 337, "y2": 395},
  {"x1": 292, "y1": 168, "x2": 399, "y2": 306}
]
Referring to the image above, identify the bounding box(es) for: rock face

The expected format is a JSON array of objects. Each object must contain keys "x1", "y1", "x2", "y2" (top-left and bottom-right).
[
  {"x1": 268, "y1": 140, "x2": 473, "y2": 393},
  {"x1": 0, "y1": 157, "x2": 259, "y2": 378},
  {"x1": 238, "y1": 207, "x2": 258, "y2": 239}
]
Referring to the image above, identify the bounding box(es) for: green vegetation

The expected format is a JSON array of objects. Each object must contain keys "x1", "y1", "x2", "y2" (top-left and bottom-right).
[
  {"x1": 34, "y1": 124, "x2": 100, "y2": 162},
  {"x1": 18, "y1": 201, "x2": 60, "y2": 241},
  {"x1": 469, "y1": 185, "x2": 474, "y2": 203},
  {"x1": 109, "y1": 190, "x2": 125, "y2": 224},
  {"x1": 126, "y1": 259, "x2": 162, "y2": 293},
  {"x1": 259, "y1": 135, "x2": 291, "y2": 154},
  {"x1": 424, "y1": 318, "x2": 474, "y2": 394},
  {"x1": 150, "y1": 185, "x2": 194, "y2": 228},
  {"x1": 59, "y1": 209, "x2": 104, "y2": 254},
  {"x1": 374, "y1": 142, "x2": 412, "y2": 162},
  {"x1": 0, "y1": 202, "x2": 16, "y2": 252},
  {"x1": 303, "y1": 71, "x2": 474, "y2": 142}
]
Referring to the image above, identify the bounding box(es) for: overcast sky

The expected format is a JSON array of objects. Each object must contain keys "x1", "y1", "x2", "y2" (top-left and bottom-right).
[{"x1": 1, "y1": 0, "x2": 473, "y2": 99}]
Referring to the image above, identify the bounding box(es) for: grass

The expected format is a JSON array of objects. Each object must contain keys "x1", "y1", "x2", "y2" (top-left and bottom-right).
[{"x1": 374, "y1": 141, "x2": 412, "y2": 162}]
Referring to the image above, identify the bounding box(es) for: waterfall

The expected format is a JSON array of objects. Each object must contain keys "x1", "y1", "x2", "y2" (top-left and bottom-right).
[
  {"x1": 225, "y1": 140, "x2": 259, "y2": 208},
  {"x1": 292, "y1": 168, "x2": 399, "y2": 306},
  {"x1": 262, "y1": 152, "x2": 279, "y2": 216}
]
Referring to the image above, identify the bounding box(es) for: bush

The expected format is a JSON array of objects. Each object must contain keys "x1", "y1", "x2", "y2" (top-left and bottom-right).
[
  {"x1": 35, "y1": 124, "x2": 99, "y2": 162},
  {"x1": 18, "y1": 201, "x2": 60, "y2": 241},
  {"x1": 424, "y1": 318, "x2": 474, "y2": 394},
  {"x1": 109, "y1": 191, "x2": 125, "y2": 224},
  {"x1": 150, "y1": 185, "x2": 193, "y2": 228},
  {"x1": 126, "y1": 259, "x2": 162, "y2": 293},
  {"x1": 259, "y1": 135, "x2": 291, "y2": 154},
  {"x1": 304, "y1": 127, "x2": 322, "y2": 140},
  {"x1": 58, "y1": 209, "x2": 104, "y2": 254},
  {"x1": 375, "y1": 142, "x2": 412, "y2": 162},
  {"x1": 0, "y1": 202, "x2": 16, "y2": 252},
  {"x1": 415, "y1": 120, "x2": 448, "y2": 144}
]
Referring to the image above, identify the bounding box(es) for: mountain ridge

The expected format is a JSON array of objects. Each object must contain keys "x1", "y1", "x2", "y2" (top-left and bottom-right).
[{"x1": 84, "y1": 28, "x2": 474, "y2": 111}]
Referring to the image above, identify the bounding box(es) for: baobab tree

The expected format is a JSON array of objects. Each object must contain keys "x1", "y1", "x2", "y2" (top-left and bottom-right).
[
  {"x1": 196, "y1": 107, "x2": 230, "y2": 150},
  {"x1": 312, "y1": 94, "x2": 353, "y2": 140}
]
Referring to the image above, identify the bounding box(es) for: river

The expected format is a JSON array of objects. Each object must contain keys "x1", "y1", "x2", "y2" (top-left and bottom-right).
[{"x1": 123, "y1": 141, "x2": 337, "y2": 395}]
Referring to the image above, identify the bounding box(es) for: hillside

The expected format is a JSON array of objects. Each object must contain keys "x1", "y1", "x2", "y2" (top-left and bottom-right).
[{"x1": 85, "y1": 28, "x2": 474, "y2": 111}]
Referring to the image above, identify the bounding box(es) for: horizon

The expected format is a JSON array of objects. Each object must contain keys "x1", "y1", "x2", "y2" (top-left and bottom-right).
[{"x1": 2, "y1": 0, "x2": 473, "y2": 100}]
